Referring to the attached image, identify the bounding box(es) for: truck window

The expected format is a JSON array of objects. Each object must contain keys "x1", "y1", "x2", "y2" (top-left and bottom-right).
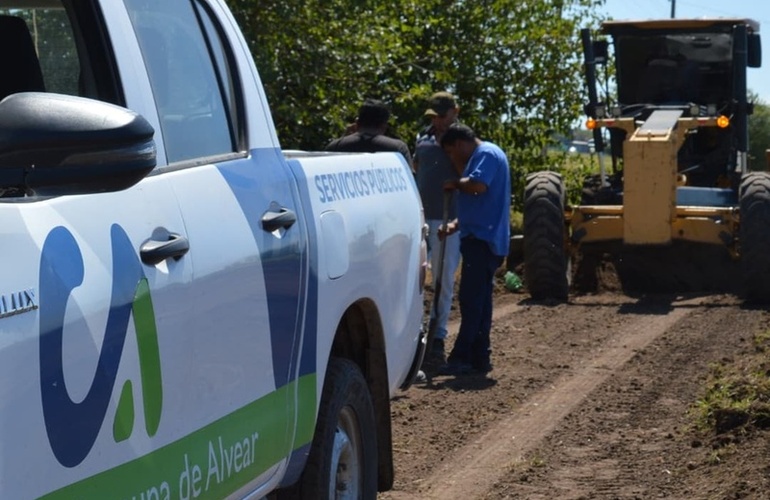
[
  {"x1": 0, "y1": 1, "x2": 122, "y2": 106},
  {"x1": 0, "y1": 4, "x2": 79, "y2": 98},
  {"x1": 124, "y1": 0, "x2": 237, "y2": 163},
  {"x1": 194, "y1": 0, "x2": 242, "y2": 148}
]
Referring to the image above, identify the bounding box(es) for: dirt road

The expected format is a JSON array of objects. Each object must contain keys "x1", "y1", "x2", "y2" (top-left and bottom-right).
[{"x1": 381, "y1": 290, "x2": 770, "y2": 499}]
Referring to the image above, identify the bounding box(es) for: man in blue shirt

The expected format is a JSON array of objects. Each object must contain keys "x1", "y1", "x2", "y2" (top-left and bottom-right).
[{"x1": 437, "y1": 124, "x2": 511, "y2": 376}]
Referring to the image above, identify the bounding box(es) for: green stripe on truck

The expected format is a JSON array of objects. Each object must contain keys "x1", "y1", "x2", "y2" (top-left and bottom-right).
[{"x1": 41, "y1": 373, "x2": 316, "y2": 500}]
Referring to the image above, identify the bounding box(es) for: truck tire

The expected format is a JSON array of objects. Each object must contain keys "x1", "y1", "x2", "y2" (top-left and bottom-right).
[
  {"x1": 740, "y1": 171, "x2": 770, "y2": 303},
  {"x1": 523, "y1": 171, "x2": 570, "y2": 300},
  {"x1": 295, "y1": 357, "x2": 378, "y2": 499}
]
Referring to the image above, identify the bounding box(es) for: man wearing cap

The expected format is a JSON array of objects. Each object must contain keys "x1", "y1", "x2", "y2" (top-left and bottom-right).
[
  {"x1": 438, "y1": 123, "x2": 511, "y2": 376},
  {"x1": 414, "y1": 92, "x2": 462, "y2": 369},
  {"x1": 326, "y1": 98, "x2": 413, "y2": 169}
]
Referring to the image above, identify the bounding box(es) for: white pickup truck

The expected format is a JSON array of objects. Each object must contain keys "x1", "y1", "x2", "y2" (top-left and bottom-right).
[{"x1": 0, "y1": 0, "x2": 427, "y2": 498}]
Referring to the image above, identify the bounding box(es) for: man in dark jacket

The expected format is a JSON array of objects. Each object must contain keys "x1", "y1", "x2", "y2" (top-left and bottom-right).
[
  {"x1": 326, "y1": 98, "x2": 413, "y2": 169},
  {"x1": 414, "y1": 92, "x2": 462, "y2": 368}
]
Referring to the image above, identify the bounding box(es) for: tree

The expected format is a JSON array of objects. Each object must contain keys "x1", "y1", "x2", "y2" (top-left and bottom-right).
[
  {"x1": 228, "y1": 0, "x2": 605, "y2": 207},
  {"x1": 749, "y1": 91, "x2": 770, "y2": 171}
]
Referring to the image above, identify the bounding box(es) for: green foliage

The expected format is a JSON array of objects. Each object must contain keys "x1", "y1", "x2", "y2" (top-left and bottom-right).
[
  {"x1": 692, "y1": 331, "x2": 770, "y2": 436},
  {"x1": 510, "y1": 209, "x2": 523, "y2": 234},
  {"x1": 228, "y1": 0, "x2": 606, "y2": 189},
  {"x1": 557, "y1": 152, "x2": 601, "y2": 207},
  {"x1": 748, "y1": 92, "x2": 770, "y2": 171},
  {"x1": 514, "y1": 151, "x2": 599, "y2": 213}
]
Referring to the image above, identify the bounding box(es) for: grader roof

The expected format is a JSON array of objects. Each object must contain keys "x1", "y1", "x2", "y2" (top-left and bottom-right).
[
  {"x1": 602, "y1": 18, "x2": 759, "y2": 34},
  {"x1": 601, "y1": 18, "x2": 758, "y2": 107}
]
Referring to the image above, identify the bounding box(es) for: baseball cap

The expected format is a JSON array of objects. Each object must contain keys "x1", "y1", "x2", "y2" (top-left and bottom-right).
[
  {"x1": 357, "y1": 98, "x2": 390, "y2": 127},
  {"x1": 424, "y1": 91, "x2": 457, "y2": 117}
]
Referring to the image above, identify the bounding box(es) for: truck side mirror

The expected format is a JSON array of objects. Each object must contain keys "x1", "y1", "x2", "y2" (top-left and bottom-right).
[
  {"x1": 0, "y1": 92, "x2": 156, "y2": 196},
  {"x1": 593, "y1": 40, "x2": 609, "y2": 65},
  {"x1": 748, "y1": 33, "x2": 762, "y2": 68}
]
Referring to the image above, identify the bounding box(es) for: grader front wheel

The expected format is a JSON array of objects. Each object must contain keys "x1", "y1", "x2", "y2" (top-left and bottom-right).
[
  {"x1": 740, "y1": 171, "x2": 770, "y2": 303},
  {"x1": 523, "y1": 171, "x2": 570, "y2": 301}
]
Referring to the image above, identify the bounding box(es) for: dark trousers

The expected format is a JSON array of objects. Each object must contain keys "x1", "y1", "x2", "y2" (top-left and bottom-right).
[{"x1": 449, "y1": 237, "x2": 504, "y2": 368}]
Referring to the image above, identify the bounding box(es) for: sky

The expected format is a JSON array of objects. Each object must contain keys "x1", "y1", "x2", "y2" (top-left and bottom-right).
[{"x1": 600, "y1": 0, "x2": 770, "y2": 102}]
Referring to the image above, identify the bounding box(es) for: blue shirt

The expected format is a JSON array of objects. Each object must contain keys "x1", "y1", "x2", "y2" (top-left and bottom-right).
[{"x1": 457, "y1": 142, "x2": 511, "y2": 257}]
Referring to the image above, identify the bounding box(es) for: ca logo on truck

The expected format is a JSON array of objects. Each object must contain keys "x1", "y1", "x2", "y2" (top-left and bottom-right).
[{"x1": 39, "y1": 225, "x2": 163, "y2": 468}]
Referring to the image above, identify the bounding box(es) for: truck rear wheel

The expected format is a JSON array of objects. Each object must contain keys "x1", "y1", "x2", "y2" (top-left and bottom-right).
[
  {"x1": 523, "y1": 171, "x2": 570, "y2": 300},
  {"x1": 295, "y1": 357, "x2": 377, "y2": 499},
  {"x1": 740, "y1": 171, "x2": 770, "y2": 303}
]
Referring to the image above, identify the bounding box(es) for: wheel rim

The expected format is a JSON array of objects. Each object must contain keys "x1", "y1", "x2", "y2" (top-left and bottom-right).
[{"x1": 329, "y1": 405, "x2": 363, "y2": 499}]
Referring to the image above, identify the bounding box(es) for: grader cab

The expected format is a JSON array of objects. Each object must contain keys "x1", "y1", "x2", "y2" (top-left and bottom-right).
[{"x1": 523, "y1": 18, "x2": 769, "y2": 301}]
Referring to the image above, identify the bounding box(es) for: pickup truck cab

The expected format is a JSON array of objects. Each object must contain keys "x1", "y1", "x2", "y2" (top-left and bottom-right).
[{"x1": 0, "y1": 0, "x2": 426, "y2": 498}]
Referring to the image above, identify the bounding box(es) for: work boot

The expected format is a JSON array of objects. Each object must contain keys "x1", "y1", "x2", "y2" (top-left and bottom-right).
[
  {"x1": 428, "y1": 338, "x2": 446, "y2": 364},
  {"x1": 472, "y1": 361, "x2": 493, "y2": 375},
  {"x1": 420, "y1": 338, "x2": 446, "y2": 372},
  {"x1": 437, "y1": 360, "x2": 474, "y2": 376}
]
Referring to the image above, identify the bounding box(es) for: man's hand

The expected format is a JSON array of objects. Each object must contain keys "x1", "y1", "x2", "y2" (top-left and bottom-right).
[
  {"x1": 443, "y1": 179, "x2": 459, "y2": 191},
  {"x1": 438, "y1": 219, "x2": 459, "y2": 240}
]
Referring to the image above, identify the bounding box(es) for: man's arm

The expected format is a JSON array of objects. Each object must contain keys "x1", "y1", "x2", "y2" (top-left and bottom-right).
[
  {"x1": 443, "y1": 177, "x2": 487, "y2": 195},
  {"x1": 399, "y1": 142, "x2": 415, "y2": 173},
  {"x1": 325, "y1": 137, "x2": 340, "y2": 151}
]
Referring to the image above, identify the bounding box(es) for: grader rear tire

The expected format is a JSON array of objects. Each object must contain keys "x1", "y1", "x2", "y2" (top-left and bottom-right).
[
  {"x1": 740, "y1": 171, "x2": 770, "y2": 303},
  {"x1": 523, "y1": 171, "x2": 570, "y2": 301}
]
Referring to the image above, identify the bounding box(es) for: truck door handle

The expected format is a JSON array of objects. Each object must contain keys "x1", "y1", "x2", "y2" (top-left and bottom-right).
[
  {"x1": 262, "y1": 207, "x2": 297, "y2": 232},
  {"x1": 140, "y1": 232, "x2": 190, "y2": 265}
]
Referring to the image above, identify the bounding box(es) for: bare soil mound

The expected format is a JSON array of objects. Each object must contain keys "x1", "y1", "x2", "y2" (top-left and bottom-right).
[{"x1": 573, "y1": 241, "x2": 741, "y2": 296}]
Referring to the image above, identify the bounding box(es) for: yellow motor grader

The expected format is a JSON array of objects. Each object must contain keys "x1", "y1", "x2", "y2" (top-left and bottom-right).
[{"x1": 523, "y1": 18, "x2": 767, "y2": 301}]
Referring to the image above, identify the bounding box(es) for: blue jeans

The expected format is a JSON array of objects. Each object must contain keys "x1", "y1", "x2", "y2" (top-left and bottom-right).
[
  {"x1": 448, "y1": 237, "x2": 504, "y2": 368},
  {"x1": 426, "y1": 219, "x2": 461, "y2": 340}
]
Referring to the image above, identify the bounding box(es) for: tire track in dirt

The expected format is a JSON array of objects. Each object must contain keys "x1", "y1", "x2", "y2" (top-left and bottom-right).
[
  {"x1": 387, "y1": 297, "x2": 701, "y2": 500},
  {"x1": 486, "y1": 298, "x2": 768, "y2": 499}
]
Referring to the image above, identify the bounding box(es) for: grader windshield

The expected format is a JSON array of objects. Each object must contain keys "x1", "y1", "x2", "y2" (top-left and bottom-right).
[
  {"x1": 597, "y1": 19, "x2": 761, "y2": 187},
  {"x1": 613, "y1": 31, "x2": 734, "y2": 106}
]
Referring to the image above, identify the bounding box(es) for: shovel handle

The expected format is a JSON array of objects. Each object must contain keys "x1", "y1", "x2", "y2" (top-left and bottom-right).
[{"x1": 426, "y1": 190, "x2": 453, "y2": 353}]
